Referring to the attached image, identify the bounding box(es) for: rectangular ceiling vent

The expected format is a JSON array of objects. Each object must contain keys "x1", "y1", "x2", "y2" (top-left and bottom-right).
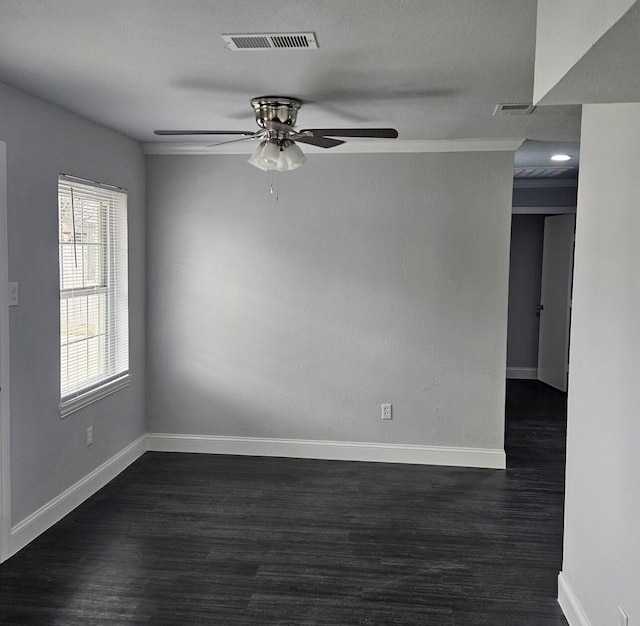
[
  {"x1": 494, "y1": 103, "x2": 536, "y2": 116},
  {"x1": 514, "y1": 166, "x2": 575, "y2": 178},
  {"x1": 222, "y1": 32, "x2": 318, "y2": 51}
]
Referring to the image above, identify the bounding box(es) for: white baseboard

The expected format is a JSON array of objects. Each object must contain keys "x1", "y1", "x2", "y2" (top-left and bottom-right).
[
  {"x1": 4, "y1": 433, "x2": 505, "y2": 560},
  {"x1": 8, "y1": 435, "x2": 147, "y2": 559},
  {"x1": 146, "y1": 433, "x2": 506, "y2": 469},
  {"x1": 506, "y1": 367, "x2": 538, "y2": 380},
  {"x1": 558, "y1": 572, "x2": 591, "y2": 626}
]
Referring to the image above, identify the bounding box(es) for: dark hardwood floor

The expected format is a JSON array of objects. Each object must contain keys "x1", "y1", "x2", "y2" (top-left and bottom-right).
[{"x1": 0, "y1": 381, "x2": 568, "y2": 625}]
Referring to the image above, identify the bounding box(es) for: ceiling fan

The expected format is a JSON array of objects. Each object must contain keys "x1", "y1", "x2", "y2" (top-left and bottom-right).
[{"x1": 154, "y1": 96, "x2": 399, "y2": 171}]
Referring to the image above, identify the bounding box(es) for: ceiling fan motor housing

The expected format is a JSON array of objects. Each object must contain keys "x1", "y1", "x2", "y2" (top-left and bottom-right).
[{"x1": 251, "y1": 96, "x2": 302, "y2": 130}]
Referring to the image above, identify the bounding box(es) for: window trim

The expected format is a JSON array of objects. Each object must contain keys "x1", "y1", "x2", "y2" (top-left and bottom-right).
[
  {"x1": 59, "y1": 374, "x2": 130, "y2": 418},
  {"x1": 58, "y1": 174, "x2": 129, "y2": 417}
]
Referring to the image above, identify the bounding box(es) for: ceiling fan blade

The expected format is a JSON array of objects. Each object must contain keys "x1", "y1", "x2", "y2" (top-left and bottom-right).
[
  {"x1": 293, "y1": 135, "x2": 345, "y2": 149},
  {"x1": 154, "y1": 130, "x2": 255, "y2": 136},
  {"x1": 207, "y1": 133, "x2": 265, "y2": 148},
  {"x1": 300, "y1": 128, "x2": 399, "y2": 139}
]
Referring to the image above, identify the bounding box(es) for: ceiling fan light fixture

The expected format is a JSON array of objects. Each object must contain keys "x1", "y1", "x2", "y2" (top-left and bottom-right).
[
  {"x1": 260, "y1": 140, "x2": 281, "y2": 168},
  {"x1": 283, "y1": 141, "x2": 306, "y2": 170},
  {"x1": 276, "y1": 149, "x2": 289, "y2": 172},
  {"x1": 248, "y1": 139, "x2": 307, "y2": 172},
  {"x1": 248, "y1": 142, "x2": 269, "y2": 170}
]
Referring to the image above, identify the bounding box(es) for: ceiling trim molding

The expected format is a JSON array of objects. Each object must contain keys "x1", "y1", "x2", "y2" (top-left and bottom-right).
[
  {"x1": 513, "y1": 178, "x2": 578, "y2": 188},
  {"x1": 512, "y1": 205, "x2": 577, "y2": 215},
  {"x1": 142, "y1": 138, "x2": 525, "y2": 156}
]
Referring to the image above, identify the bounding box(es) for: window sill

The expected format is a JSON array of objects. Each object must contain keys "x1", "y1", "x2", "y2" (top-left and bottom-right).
[{"x1": 59, "y1": 375, "x2": 130, "y2": 418}]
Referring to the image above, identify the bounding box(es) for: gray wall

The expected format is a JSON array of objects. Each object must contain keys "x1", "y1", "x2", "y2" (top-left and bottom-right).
[
  {"x1": 506, "y1": 215, "x2": 544, "y2": 368},
  {"x1": 146, "y1": 152, "x2": 514, "y2": 451},
  {"x1": 561, "y1": 103, "x2": 640, "y2": 625},
  {"x1": 0, "y1": 82, "x2": 146, "y2": 524},
  {"x1": 512, "y1": 185, "x2": 577, "y2": 207}
]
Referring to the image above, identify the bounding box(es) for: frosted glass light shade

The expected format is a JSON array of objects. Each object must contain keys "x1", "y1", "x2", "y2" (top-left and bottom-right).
[
  {"x1": 247, "y1": 140, "x2": 306, "y2": 171},
  {"x1": 284, "y1": 142, "x2": 306, "y2": 170},
  {"x1": 276, "y1": 149, "x2": 289, "y2": 172},
  {"x1": 248, "y1": 143, "x2": 268, "y2": 170},
  {"x1": 260, "y1": 141, "x2": 281, "y2": 167}
]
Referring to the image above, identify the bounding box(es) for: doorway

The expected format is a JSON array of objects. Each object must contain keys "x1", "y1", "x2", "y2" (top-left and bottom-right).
[{"x1": 506, "y1": 178, "x2": 578, "y2": 389}]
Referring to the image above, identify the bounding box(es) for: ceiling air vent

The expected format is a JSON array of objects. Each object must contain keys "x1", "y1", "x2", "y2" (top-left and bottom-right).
[
  {"x1": 514, "y1": 166, "x2": 575, "y2": 178},
  {"x1": 494, "y1": 103, "x2": 536, "y2": 116},
  {"x1": 222, "y1": 32, "x2": 318, "y2": 50}
]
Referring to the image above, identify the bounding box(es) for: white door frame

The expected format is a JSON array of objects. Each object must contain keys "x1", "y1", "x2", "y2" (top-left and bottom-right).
[{"x1": 0, "y1": 141, "x2": 11, "y2": 563}]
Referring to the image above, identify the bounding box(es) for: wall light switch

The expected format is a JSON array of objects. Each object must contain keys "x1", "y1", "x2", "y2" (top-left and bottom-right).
[{"x1": 8, "y1": 281, "x2": 18, "y2": 306}]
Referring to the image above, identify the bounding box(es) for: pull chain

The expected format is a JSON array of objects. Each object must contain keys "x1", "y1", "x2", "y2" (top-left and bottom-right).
[{"x1": 269, "y1": 171, "x2": 279, "y2": 202}]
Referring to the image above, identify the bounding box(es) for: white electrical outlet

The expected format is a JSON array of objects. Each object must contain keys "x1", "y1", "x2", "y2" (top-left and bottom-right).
[
  {"x1": 8, "y1": 281, "x2": 18, "y2": 306},
  {"x1": 381, "y1": 403, "x2": 392, "y2": 420},
  {"x1": 618, "y1": 606, "x2": 628, "y2": 626},
  {"x1": 86, "y1": 426, "x2": 93, "y2": 446}
]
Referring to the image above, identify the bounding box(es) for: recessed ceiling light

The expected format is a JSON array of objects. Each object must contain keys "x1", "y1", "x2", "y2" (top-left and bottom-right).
[{"x1": 551, "y1": 154, "x2": 572, "y2": 162}]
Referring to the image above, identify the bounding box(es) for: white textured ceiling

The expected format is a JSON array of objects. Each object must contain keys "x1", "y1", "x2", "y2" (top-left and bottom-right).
[{"x1": 0, "y1": 0, "x2": 581, "y2": 163}]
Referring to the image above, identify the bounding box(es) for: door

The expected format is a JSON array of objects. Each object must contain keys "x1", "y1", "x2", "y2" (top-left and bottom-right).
[{"x1": 537, "y1": 214, "x2": 575, "y2": 391}]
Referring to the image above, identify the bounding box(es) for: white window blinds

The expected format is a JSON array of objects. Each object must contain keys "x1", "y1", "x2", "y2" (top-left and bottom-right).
[{"x1": 58, "y1": 175, "x2": 129, "y2": 406}]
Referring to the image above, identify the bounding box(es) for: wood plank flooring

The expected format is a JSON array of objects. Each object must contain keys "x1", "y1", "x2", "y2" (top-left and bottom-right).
[{"x1": 0, "y1": 381, "x2": 568, "y2": 625}]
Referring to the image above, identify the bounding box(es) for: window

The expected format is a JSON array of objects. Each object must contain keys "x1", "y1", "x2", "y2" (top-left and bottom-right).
[{"x1": 58, "y1": 175, "x2": 129, "y2": 416}]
